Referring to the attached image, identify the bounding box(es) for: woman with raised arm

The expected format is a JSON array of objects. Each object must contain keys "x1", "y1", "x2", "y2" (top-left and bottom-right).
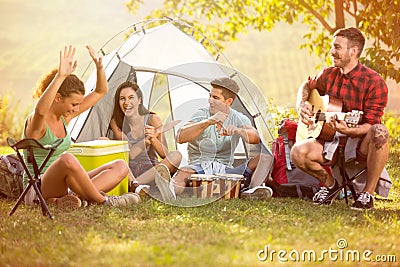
[{"x1": 24, "y1": 45, "x2": 140, "y2": 209}]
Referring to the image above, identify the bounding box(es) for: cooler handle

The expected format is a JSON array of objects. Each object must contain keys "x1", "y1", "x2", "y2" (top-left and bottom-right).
[{"x1": 67, "y1": 148, "x2": 83, "y2": 154}]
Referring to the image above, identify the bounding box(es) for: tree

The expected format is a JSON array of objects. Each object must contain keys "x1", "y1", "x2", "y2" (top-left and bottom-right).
[
  {"x1": 126, "y1": 0, "x2": 400, "y2": 82},
  {"x1": 0, "y1": 93, "x2": 29, "y2": 146}
]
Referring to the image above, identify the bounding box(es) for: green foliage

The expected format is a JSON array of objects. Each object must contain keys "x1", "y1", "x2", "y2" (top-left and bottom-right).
[
  {"x1": 125, "y1": 0, "x2": 143, "y2": 15},
  {"x1": 127, "y1": 0, "x2": 400, "y2": 82},
  {"x1": 0, "y1": 146, "x2": 14, "y2": 155},
  {"x1": 0, "y1": 93, "x2": 30, "y2": 146},
  {"x1": 266, "y1": 97, "x2": 298, "y2": 138},
  {"x1": 383, "y1": 112, "x2": 400, "y2": 152},
  {"x1": 358, "y1": 0, "x2": 400, "y2": 81}
]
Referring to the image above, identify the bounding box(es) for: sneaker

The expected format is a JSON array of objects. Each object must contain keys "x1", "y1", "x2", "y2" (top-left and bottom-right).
[
  {"x1": 47, "y1": 195, "x2": 82, "y2": 210},
  {"x1": 104, "y1": 192, "x2": 141, "y2": 207},
  {"x1": 154, "y1": 164, "x2": 176, "y2": 201},
  {"x1": 241, "y1": 185, "x2": 273, "y2": 200},
  {"x1": 351, "y1": 192, "x2": 374, "y2": 210},
  {"x1": 312, "y1": 181, "x2": 340, "y2": 205}
]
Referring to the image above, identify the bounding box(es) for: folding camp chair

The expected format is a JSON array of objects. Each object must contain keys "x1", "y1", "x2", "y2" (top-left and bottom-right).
[
  {"x1": 318, "y1": 137, "x2": 367, "y2": 205},
  {"x1": 7, "y1": 137, "x2": 63, "y2": 219}
]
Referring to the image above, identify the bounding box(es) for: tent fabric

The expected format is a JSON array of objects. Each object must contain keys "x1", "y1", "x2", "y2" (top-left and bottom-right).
[{"x1": 68, "y1": 19, "x2": 275, "y2": 167}]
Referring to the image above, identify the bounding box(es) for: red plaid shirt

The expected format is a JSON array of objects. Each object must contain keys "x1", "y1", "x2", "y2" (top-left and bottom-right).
[{"x1": 307, "y1": 62, "x2": 388, "y2": 125}]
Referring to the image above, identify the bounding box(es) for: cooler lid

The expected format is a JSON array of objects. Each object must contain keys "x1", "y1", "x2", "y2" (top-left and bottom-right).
[
  {"x1": 68, "y1": 140, "x2": 129, "y2": 156},
  {"x1": 70, "y1": 140, "x2": 128, "y2": 148}
]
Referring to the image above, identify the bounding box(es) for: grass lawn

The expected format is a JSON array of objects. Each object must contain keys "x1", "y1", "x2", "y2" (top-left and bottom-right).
[{"x1": 0, "y1": 151, "x2": 399, "y2": 267}]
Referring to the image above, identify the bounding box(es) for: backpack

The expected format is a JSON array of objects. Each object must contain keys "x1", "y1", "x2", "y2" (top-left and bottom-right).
[
  {"x1": 268, "y1": 119, "x2": 324, "y2": 199},
  {"x1": 0, "y1": 154, "x2": 24, "y2": 199}
]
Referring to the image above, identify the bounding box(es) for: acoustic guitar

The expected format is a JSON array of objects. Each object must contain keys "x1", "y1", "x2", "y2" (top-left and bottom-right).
[{"x1": 296, "y1": 89, "x2": 363, "y2": 142}]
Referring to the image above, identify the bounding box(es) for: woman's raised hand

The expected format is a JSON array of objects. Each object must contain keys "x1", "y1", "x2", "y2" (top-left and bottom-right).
[
  {"x1": 86, "y1": 45, "x2": 103, "y2": 69},
  {"x1": 59, "y1": 45, "x2": 77, "y2": 77}
]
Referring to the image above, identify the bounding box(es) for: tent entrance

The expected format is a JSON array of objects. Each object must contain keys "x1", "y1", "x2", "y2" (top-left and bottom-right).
[{"x1": 68, "y1": 18, "x2": 275, "y2": 168}]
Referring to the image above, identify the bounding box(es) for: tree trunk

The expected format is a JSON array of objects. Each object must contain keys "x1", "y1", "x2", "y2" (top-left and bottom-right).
[{"x1": 334, "y1": 0, "x2": 346, "y2": 32}]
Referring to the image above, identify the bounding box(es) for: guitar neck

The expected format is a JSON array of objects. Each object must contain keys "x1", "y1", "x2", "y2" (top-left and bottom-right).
[
  {"x1": 296, "y1": 89, "x2": 362, "y2": 142},
  {"x1": 315, "y1": 111, "x2": 346, "y2": 122}
]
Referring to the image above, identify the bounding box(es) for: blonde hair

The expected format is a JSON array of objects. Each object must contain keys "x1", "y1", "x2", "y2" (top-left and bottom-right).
[{"x1": 32, "y1": 68, "x2": 85, "y2": 99}]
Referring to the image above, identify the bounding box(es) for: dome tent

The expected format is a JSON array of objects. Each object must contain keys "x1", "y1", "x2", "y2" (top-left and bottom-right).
[{"x1": 68, "y1": 18, "x2": 275, "y2": 169}]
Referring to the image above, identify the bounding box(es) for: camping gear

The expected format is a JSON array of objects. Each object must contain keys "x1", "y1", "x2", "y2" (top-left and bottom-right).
[
  {"x1": 7, "y1": 137, "x2": 63, "y2": 219},
  {"x1": 0, "y1": 154, "x2": 24, "y2": 199},
  {"x1": 67, "y1": 140, "x2": 129, "y2": 196},
  {"x1": 68, "y1": 18, "x2": 275, "y2": 170},
  {"x1": 270, "y1": 118, "x2": 322, "y2": 199}
]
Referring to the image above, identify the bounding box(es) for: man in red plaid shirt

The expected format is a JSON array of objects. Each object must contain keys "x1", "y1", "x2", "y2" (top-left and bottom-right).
[{"x1": 291, "y1": 27, "x2": 390, "y2": 210}]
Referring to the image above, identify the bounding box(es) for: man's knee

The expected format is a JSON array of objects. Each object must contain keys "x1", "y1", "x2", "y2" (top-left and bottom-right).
[
  {"x1": 167, "y1": 150, "x2": 182, "y2": 166},
  {"x1": 247, "y1": 153, "x2": 272, "y2": 171},
  {"x1": 370, "y1": 124, "x2": 389, "y2": 149},
  {"x1": 174, "y1": 168, "x2": 193, "y2": 186},
  {"x1": 290, "y1": 143, "x2": 307, "y2": 166}
]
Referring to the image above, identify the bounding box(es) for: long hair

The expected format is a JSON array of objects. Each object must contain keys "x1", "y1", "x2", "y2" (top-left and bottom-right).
[
  {"x1": 112, "y1": 81, "x2": 151, "y2": 134},
  {"x1": 32, "y1": 68, "x2": 85, "y2": 99}
]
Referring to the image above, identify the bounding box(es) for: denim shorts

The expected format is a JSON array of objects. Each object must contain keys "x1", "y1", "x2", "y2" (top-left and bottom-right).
[{"x1": 185, "y1": 160, "x2": 253, "y2": 178}]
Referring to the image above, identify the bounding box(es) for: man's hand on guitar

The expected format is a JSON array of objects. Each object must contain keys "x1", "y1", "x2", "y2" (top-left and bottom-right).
[
  {"x1": 327, "y1": 117, "x2": 346, "y2": 134},
  {"x1": 296, "y1": 90, "x2": 363, "y2": 141},
  {"x1": 327, "y1": 115, "x2": 359, "y2": 135},
  {"x1": 298, "y1": 102, "x2": 314, "y2": 126}
]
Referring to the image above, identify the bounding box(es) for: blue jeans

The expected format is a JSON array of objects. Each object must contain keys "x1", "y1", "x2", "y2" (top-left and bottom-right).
[{"x1": 185, "y1": 160, "x2": 253, "y2": 178}]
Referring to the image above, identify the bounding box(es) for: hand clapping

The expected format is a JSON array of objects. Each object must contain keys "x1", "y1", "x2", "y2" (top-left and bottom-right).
[
  {"x1": 144, "y1": 125, "x2": 158, "y2": 145},
  {"x1": 209, "y1": 111, "x2": 228, "y2": 125},
  {"x1": 219, "y1": 125, "x2": 239, "y2": 136}
]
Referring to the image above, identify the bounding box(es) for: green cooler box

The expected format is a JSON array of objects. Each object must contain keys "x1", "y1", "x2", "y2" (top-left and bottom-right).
[{"x1": 68, "y1": 140, "x2": 129, "y2": 196}]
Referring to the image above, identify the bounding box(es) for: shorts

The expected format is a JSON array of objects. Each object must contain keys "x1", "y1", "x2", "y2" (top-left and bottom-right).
[
  {"x1": 319, "y1": 136, "x2": 367, "y2": 165},
  {"x1": 185, "y1": 160, "x2": 253, "y2": 178}
]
